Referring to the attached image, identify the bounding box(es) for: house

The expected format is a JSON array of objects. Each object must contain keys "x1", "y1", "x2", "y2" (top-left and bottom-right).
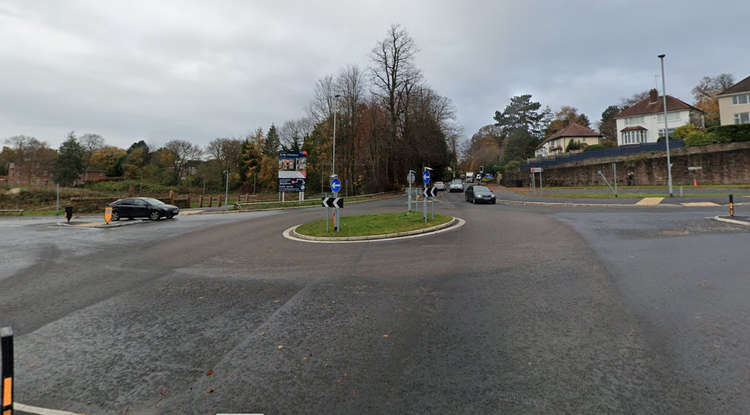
[
  {"x1": 535, "y1": 122, "x2": 603, "y2": 157},
  {"x1": 615, "y1": 89, "x2": 703, "y2": 146},
  {"x1": 717, "y1": 75, "x2": 750, "y2": 126}
]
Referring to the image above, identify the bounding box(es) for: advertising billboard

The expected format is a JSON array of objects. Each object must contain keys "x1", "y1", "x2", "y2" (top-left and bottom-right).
[{"x1": 278, "y1": 151, "x2": 307, "y2": 192}]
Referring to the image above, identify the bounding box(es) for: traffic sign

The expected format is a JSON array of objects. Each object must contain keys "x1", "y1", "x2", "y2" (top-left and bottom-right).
[
  {"x1": 422, "y1": 170, "x2": 431, "y2": 185},
  {"x1": 422, "y1": 187, "x2": 437, "y2": 198},
  {"x1": 330, "y1": 178, "x2": 341, "y2": 193},
  {"x1": 407, "y1": 171, "x2": 415, "y2": 185},
  {"x1": 322, "y1": 197, "x2": 344, "y2": 208},
  {"x1": 530, "y1": 167, "x2": 543, "y2": 173}
]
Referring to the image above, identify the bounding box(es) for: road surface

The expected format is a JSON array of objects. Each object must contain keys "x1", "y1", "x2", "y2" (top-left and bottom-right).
[{"x1": 1, "y1": 193, "x2": 748, "y2": 414}]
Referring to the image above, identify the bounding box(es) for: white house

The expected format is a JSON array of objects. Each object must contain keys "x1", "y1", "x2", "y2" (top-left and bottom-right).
[
  {"x1": 615, "y1": 89, "x2": 704, "y2": 146},
  {"x1": 535, "y1": 122, "x2": 603, "y2": 157},
  {"x1": 717, "y1": 74, "x2": 750, "y2": 126}
]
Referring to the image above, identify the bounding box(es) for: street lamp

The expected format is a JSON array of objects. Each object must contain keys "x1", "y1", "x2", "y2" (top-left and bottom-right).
[
  {"x1": 223, "y1": 170, "x2": 229, "y2": 206},
  {"x1": 332, "y1": 94, "x2": 341, "y2": 177},
  {"x1": 658, "y1": 53, "x2": 674, "y2": 197}
]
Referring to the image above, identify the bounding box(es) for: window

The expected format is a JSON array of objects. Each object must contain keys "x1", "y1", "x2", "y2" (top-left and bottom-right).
[
  {"x1": 625, "y1": 116, "x2": 644, "y2": 126},
  {"x1": 735, "y1": 112, "x2": 750, "y2": 125},
  {"x1": 656, "y1": 112, "x2": 681, "y2": 123},
  {"x1": 659, "y1": 128, "x2": 676, "y2": 138},
  {"x1": 732, "y1": 94, "x2": 750, "y2": 105}
]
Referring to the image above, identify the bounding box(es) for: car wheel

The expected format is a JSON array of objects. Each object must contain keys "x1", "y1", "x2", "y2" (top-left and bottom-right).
[
  {"x1": 166, "y1": 214, "x2": 174, "y2": 219},
  {"x1": 111, "y1": 210, "x2": 120, "y2": 221},
  {"x1": 492, "y1": 199, "x2": 496, "y2": 204},
  {"x1": 149, "y1": 210, "x2": 161, "y2": 221}
]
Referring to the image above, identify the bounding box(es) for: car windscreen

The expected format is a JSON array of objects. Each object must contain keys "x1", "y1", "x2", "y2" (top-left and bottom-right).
[{"x1": 473, "y1": 186, "x2": 490, "y2": 193}]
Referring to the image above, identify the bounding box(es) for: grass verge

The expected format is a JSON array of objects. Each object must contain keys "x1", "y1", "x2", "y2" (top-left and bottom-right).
[
  {"x1": 523, "y1": 192, "x2": 744, "y2": 199},
  {"x1": 295, "y1": 211, "x2": 452, "y2": 237}
]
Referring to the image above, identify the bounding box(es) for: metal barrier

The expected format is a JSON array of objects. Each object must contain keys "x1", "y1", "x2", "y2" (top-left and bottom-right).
[{"x1": 525, "y1": 140, "x2": 685, "y2": 169}]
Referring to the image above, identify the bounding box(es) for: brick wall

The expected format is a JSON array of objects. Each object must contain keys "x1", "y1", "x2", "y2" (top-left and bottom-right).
[{"x1": 503, "y1": 142, "x2": 750, "y2": 187}]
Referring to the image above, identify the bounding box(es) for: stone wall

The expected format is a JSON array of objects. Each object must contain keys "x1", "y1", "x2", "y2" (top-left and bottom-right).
[{"x1": 503, "y1": 141, "x2": 750, "y2": 187}]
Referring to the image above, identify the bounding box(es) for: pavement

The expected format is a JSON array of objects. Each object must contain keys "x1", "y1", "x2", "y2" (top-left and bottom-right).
[
  {"x1": 2, "y1": 193, "x2": 750, "y2": 414},
  {"x1": 489, "y1": 185, "x2": 746, "y2": 207}
]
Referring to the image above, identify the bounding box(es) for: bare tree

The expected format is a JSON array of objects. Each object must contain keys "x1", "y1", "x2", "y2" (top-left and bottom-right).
[
  {"x1": 370, "y1": 24, "x2": 422, "y2": 181},
  {"x1": 207, "y1": 138, "x2": 242, "y2": 173},
  {"x1": 692, "y1": 74, "x2": 735, "y2": 101},
  {"x1": 280, "y1": 118, "x2": 313, "y2": 153},
  {"x1": 309, "y1": 74, "x2": 337, "y2": 123},
  {"x1": 79, "y1": 133, "x2": 104, "y2": 172},
  {"x1": 164, "y1": 139, "x2": 202, "y2": 181}
]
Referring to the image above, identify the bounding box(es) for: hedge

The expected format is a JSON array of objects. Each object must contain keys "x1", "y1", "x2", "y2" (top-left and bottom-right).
[
  {"x1": 584, "y1": 144, "x2": 606, "y2": 152},
  {"x1": 708, "y1": 124, "x2": 750, "y2": 142}
]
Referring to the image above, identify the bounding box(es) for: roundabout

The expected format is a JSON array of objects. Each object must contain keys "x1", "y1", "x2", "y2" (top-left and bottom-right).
[{"x1": 283, "y1": 211, "x2": 465, "y2": 243}]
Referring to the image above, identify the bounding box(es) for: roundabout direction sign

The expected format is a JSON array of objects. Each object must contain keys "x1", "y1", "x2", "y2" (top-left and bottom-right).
[
  {"x1": 330, "y1": 177, "x2": 341, "y2": 194},
  {"x1": 422, "y1": 170, "x2": 431, "y2": 185}
]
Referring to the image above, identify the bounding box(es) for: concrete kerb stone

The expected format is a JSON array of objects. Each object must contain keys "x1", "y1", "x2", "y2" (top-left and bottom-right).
[
  {"x1": 56, "y1": 219, "x2": 150, "y2": 229},
  {"x1": 711, "y1": 216, "x2": 750, "y2": 226},
  {"x1": 284, "y1": 217, "x2": 465, "y2": 244}
]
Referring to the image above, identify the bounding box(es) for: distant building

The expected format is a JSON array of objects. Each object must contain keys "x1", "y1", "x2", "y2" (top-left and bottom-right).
[
  {"x1": 6, "y1": 162, "x2": 53, "y2": 186},
  {"x1": 615, "y1": 89, "x2": 703, "y2": 146},
  {"x1": 535, "y1": 122, "x2": 604, "y2": 157},
  {"x1": 717, "y1": 75, "x2": 750, "y2": 126}
]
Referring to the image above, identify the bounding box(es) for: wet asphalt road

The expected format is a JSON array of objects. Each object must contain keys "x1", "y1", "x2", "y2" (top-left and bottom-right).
[{"x1": 1, "y1": 194, "x2": 750, "y2": 414}]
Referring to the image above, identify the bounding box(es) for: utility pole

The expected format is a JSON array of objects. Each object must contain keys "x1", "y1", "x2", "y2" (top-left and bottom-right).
[
  {"x1": 224, "y1": 170, "x2": 229, "y2": 206},
  {"x1": 332, "y1": 94, "x2": 341, "y2": 177},
  {"x1": 659, "y1": 53, "x2": 674, "y2": 197}
]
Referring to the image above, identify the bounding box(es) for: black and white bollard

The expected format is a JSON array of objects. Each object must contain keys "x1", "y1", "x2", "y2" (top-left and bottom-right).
[{"x1": 1, "y1": 327, "x2": 13, "y2": 415}]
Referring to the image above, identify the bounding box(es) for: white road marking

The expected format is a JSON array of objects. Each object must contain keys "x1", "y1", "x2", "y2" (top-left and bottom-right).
[
  {"x1": 283, "y1": 218, "x2": 466, "y2": 244},
  {"x1": 15, "y1": 403, "x2": 83, "y2": 415}
]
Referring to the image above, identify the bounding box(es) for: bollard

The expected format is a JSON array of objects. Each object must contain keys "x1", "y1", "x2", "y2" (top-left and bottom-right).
[
  {"x1": 199, "y1": 195, "x2": 203, "y2": 208},
  {"x1": 1, "y1": 327, "x2": 13, "y2": 415},
  {"x1": 64, "y1": 206, "x2": 73, "y2": 223},
  {"x1": 729, "y1": 194, "x2": 734, "y2": 217},
  {"x1": 208, "y1": 196, "x2": 213, "y2": 207}
]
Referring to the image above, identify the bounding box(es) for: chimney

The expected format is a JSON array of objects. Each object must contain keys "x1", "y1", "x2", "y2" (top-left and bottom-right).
[{"x1": 649, "y1": 88, "x2": 659, "y2": 103}]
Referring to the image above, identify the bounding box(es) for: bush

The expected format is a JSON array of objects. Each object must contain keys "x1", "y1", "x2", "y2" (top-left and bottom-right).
[
  {"x1": 566, "y1": 141, "x2": 583, "y2": 152},
  {"x1": 502, "y1": 159, "x2": 522, "y2": 173},
  {"x1": 708, "y1": 124, "x2": 750, "y2": 142},
  {"x1": 584, "y1": 144, "x2": 606, "y2": 152},
  {"x1": 684, "y1": 131, "x2": 728, "y2": 147},
  {"x1": 673, "y1": 124, "x2": 699, "y2": 140}
]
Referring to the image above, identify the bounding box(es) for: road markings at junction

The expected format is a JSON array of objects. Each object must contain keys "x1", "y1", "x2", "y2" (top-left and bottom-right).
[
  {"x1": 14, "y1": 402, "x2": 83, "y2": 415},
  {"x1": 636, "y1": 197, "x2": 664, "y2": 206},
  {"x1": 681, "y1": 202, "x2": 719, "y2": 207}
]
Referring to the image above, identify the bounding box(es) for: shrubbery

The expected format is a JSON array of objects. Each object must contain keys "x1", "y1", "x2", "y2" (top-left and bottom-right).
[
  {"x1": 684, "y1": 131, "x2": 728, "y2": 147},
  {"x1": 584, "y1": 144, "x2": 606, "y2": 152},
  {"x1": 708, "y1": 124, "x2": 750, "y2": 142},
  {"x1": 673, "y1": 124, "x2": 699, "y2": 140}
]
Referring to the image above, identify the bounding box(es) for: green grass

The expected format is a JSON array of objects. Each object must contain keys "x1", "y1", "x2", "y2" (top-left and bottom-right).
[{"x1": 295, "y1": 211, "x2": 453, "y2": 237}]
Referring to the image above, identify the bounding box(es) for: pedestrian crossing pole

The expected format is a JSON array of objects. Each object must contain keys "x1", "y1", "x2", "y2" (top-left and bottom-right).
[{"x1": 1, "y1": 327, "x2": 13, "y2": 415}]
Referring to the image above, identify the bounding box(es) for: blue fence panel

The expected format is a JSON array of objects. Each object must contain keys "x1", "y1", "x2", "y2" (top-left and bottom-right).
[{"x1": 524, "y1": 140, "x2": 684, "y2": 170}]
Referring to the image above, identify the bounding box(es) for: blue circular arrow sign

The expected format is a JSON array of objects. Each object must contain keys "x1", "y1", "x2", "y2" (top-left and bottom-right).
[
  {"x1": 330, "y1": 178, "x2": 342, "y2": 193},
  {"x1": 422, "y1": 170, "x2": 431, "y2": 185}
]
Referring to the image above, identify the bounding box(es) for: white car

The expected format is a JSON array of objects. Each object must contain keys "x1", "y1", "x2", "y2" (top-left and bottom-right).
[
  {"x1": 449, "y1": 179, "x2": 464, "y2": 192},
  {"x1": 434, "y1": 181, "x2": 446, "y2": 191}
]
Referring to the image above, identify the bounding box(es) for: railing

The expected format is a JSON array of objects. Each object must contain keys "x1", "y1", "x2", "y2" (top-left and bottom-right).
[{"x1": 525, "y1": 140, "x2": 685, "y2": 169}]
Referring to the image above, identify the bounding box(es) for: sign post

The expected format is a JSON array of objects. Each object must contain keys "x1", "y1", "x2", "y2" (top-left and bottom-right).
[
  {"x1": 530, "y1": 167, "x2": 543, "y2": 192},
  {"x1": 407, "y1": 170, "x2": 415, "y2": 212},
  {"x1": 330, "y1": 176, "x2": 342, "y2": 232},
  {"x1": 422, "y1": 168, "x2": 431, "y2": 223}
]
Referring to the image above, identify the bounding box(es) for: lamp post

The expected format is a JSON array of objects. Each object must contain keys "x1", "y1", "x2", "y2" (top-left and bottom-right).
[
  {"x1": 332, "y1": 94, "x2": 341, "y2": 177},
  {"x1": 223, "y1": 170, "x2": 229, "y2": 206},
  {"x1": 658, "y1": 53, "x2": 674, "y2": 197}
]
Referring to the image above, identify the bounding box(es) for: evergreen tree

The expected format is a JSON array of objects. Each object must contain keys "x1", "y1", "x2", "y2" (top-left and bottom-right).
[
  {"x1": 53, "y1": 132, "x2": 85, "y2": 186},
  {"x1": 263, "y1": 124, "x2": 280, "y2": 156}
]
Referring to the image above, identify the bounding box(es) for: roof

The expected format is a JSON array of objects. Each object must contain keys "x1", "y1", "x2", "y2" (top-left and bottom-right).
[
  {"x1": 620, "y1": 126, "x2": 647, "y2": 131},
  {"x1": 718, "y1": 75, "x2": 750, "y2": 96},
  {"x1": 615, "y1": 95, "x2": 700, "y2": 119},
  {"x1": 538, "y1": 122, "x2": 602, "y2": 148}
]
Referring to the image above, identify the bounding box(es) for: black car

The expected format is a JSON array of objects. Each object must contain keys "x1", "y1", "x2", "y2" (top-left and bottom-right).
[
  {"x1": 465, "y1": 185, "x2": 496, "y2": 204},
  {"x1": 109, "y1": 197, "x2": 179, "y2": 221}
]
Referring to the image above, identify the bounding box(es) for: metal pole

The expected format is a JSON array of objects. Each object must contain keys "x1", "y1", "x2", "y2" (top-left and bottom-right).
[
  {"x1": 224, "y1": 170, "x2": 229, "y2": 206},
  {"x1": 539, "y1": 172, "x2": 543, "y2": 192},
  {"x1": 408, "y1": 183, "x2": 412, "y2": 212},
  {"x1": 431, "y1": 198, "x2": 434, "y2": 220},
  {"x1": 659, "y1": 54, "x2": 674, "y2": 197},
  {"x1": 332, "y1": 101, "x2": 338, "y2": 177},
  {"x1": 423, "y1": 187, "x2": 427, "y2": 223},
  {"x1": 56, "y1": 183, "x2": 60, "y2": 213},
  {"x1": 613, "y1": 163, "x2": 618, "y2": 197}
]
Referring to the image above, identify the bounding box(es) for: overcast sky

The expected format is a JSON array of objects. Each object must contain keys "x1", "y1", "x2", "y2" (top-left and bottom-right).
[{"x1": 1, "y1": 0, "x2": 749, "y2": 149}]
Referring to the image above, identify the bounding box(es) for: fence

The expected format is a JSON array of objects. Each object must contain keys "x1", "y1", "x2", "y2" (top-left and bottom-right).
[{"x1": 525, "y1": 140, "x2": 685, "y2": 169}]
